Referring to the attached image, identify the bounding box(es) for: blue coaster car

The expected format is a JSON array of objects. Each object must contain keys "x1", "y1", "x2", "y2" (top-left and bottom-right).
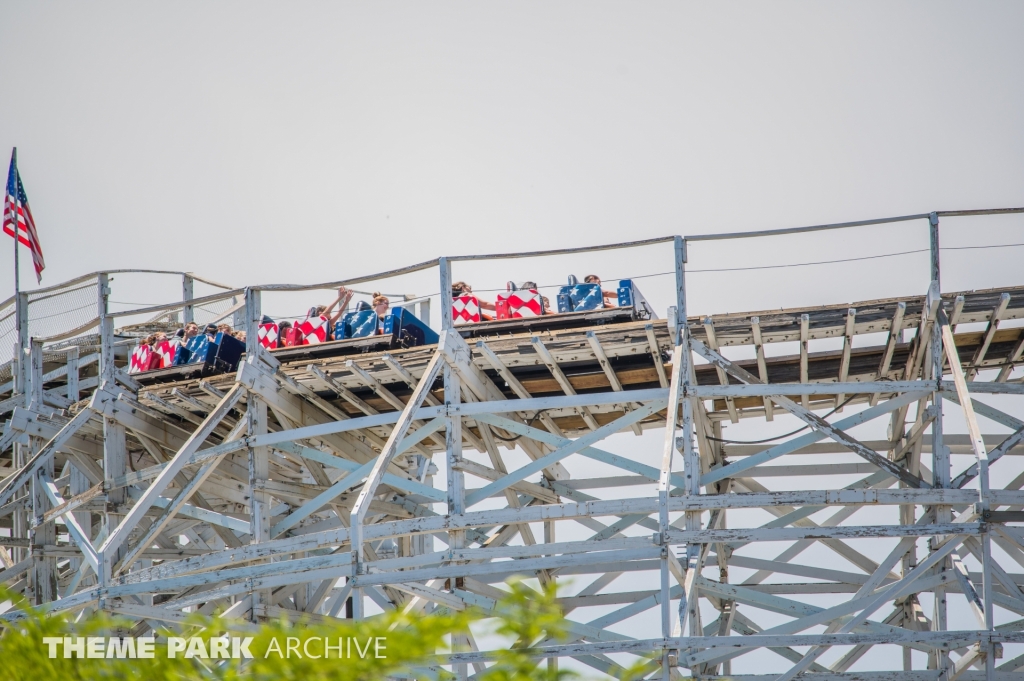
[
  {"x1": 556, "y1": 275, "x2": 604, "y2": 313},
  {"x1": 617, "y1": 279, "x2": 657, "y2": 319},
  {"x1": 335, "y1": 302, "x2": 380, "y2": 340},
  {"x1": 173, "y1": 334, "x2": 205, "y2": 365},
  {"x1": 384, "y1": 306, "x2": 439, "y2": 347},
  {"x1": 335, "y1": 304, "x2": 439, "y2": 348},
  {"x1": 174, "y1": 332, "x2": 245, "y2": 375}
]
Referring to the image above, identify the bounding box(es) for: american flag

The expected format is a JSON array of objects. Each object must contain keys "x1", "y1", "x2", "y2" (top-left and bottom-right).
[{"x1": 3, "y1": 149, "x2": 45, "y2": 283}]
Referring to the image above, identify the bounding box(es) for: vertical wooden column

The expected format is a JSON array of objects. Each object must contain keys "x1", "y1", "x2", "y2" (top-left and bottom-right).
[
  {"x1": 928, "y1": 212, "x2": 951, "y2": 675},
  {"x1": 29, "y1": 338, "x2": 55, "y2": 604},
  {"x1": 544, "y1": 519, "x2": 558, "y2": 677},
  {"x1": 418, "y1": 298, "x2": 431, "y2": 327},
  {"x1": 439, "y1": 257, "x2": 467, "y2": 677},
  {"x1": 29, "y1": 338, "x2": 42, "y2": 409},
  {"x1": 96, "y1": 273, "x2": 127, "y2": 588},
  {"x1": 101, "y1": 422, "x2": 126, "y2": 589},
  {"x1": 98, "y1": 274, "x2": 114, "y2": 382},
  {"x1": 66, "y1": 345, "x2": 79, "y2": 402},
  {"x1": 244, "y1": 287, "x2": 270, "y2": 622},
  {"x1": 659, "y1": 237, "x2": 690, "y2": 679},
  {"x1": 69, "y1": 453, "x2": 91, "y2": 594},
  {"x1": 182, "y1": 273, "x2": 195, "y2": 325},
  {"x1": 98, "y1": 280, "x2": 125, "y2": 594}
]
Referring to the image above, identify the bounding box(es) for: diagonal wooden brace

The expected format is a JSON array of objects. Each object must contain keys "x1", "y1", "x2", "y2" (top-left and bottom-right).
[
  {"x1": 98, "y1": 383, "x2": 244, "y2": 562},
  {"x1": 690, "y1": 338, "x2": 929, "y2": 489},
  {"x1": 350, "y1": 348, "x2": 445, "y2": 570},
  {"x1": 0, "y1": 406, "x2": 96, "y2": 509}
]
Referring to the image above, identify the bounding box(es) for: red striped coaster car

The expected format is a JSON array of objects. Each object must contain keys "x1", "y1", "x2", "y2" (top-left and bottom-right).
[
  {"x1": 280, "y1": 325, "x2": 305, "y2": 347},
  {"x1": 297, "y1": 315, "x2": 329, "y2": 344},
  {"x1": 496, "y1": 284, "x2": 544, "y2": 319},
  {"x1": 452, "y1": 296, "x2": 481, "y2": 325},
  {"x1": 153, "y1": 340, "x2": 177, "y2": 369},
  {"x1": 128, "y1": 344, "x2": 153, "y2": 374},
  {"x1": 257, "y1": 323, "x2": 279, "y2": 349}
]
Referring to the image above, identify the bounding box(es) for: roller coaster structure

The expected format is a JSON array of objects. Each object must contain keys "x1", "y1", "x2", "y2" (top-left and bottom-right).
[{"x1": 1, "y1": 208, "x2": 1024, "y2": 680}]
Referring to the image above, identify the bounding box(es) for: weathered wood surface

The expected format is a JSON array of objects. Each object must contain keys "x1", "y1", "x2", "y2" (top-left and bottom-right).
[{"x1": 2, "y1": 278, "x2": 1023, "y2": 679}]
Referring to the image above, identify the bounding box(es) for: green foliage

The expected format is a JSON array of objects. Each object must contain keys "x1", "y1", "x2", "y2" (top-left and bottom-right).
[
  {"x1": 481, "y1": 578, "x2": 575, "y2": 681},
  {"x1": 0, "y1": 580, "x2": 648, "y2": 681}
]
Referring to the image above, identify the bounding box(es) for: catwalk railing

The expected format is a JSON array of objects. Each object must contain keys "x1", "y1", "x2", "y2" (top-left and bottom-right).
[{"x1": 0, "y1": 207, "x2": 1023, "y2": 680}]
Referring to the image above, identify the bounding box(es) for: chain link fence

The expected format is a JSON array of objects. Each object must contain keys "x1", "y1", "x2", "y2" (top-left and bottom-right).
[{"x1": 0, "y1": 278, "x2": 100, "y2": 382}]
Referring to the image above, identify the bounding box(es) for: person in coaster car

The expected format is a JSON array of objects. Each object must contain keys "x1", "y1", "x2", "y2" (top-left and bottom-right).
[
  {"x1": 519, "y1": 281, "x2": 555, "y2": 315},
  {"x1": 583, "y1": 274, "x2": 617, "y2": 308},
  {"x1": 180, "y1": 322, "x2": 200, "y2": 340},
  {"x1": 370, "y1": 292, "x2": 394, "y2": 334},
  {"x1": 276, "y1": 320, "x2": 293, "y2": 348},
  {"x1": 311, "y1": 286, "x2": 354, "y2": 340},
  {"x1": 452, "y1": 281, "x2": 495, "y2": 321}
]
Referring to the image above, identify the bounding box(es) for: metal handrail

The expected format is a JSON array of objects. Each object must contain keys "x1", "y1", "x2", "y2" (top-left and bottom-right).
[{"x1": 7, "y1": 206, "x2": 1024, "y2": 338}]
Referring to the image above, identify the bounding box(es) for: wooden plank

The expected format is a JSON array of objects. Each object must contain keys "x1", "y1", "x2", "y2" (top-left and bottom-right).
[
  {"x1": 799, "y1": 313, "x2": 810, "y2": 409},
  {"x1": 966, "y1": 292, "x2": 1010, "y2": 380},
  {"x1": 531, "y1": 336, "x2": 601, "y2": 431},
  {"x1": 750, "y1": 316, "x2": 774, "y2": 420},
  {"x1": 645, "y1": 324, "x2": 669, "y2": 388},
  {"x1": 870, "y1": 302, "x2": 905, "y2": 406},
  {"x1": 836, "y1": 308, "x2": 856, "y2": 410},
  {"x1": 703, "y1": 317, "x2": 738, "y2": 423},
  {"x1": 586, "y1": 331, "x2": 642, "y2": 436},
  {"x1": 939, "y1": 310, "x2": 993, "y2": 505}
]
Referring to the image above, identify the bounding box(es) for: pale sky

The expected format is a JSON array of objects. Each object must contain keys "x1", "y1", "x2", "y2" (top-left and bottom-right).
[
  {"x1": 1, "y1": 2, "x2": 1021, "y2": 313},
  {"x1": 2, "y1": 3, "x2": 1023, "y2": 675}
]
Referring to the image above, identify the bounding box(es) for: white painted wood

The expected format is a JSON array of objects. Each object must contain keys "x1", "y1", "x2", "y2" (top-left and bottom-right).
[
  {"x1": 751, "y1": 317, "x2": 775, "y2": 420},
  {"x1": 98, "y1": 384, "x2": 244, "y2": 558},
  {"x1": 350, "y1": 350, "x2": 444, "y2": 567}
]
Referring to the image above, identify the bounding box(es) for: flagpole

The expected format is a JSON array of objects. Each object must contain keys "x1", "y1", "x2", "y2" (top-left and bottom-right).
[
  {"x1": 10, "y1": 148, "x2": 22, "y2": 400},
  {"x1": 11, "y1": 148, "x2": 19, "y2": 302}
]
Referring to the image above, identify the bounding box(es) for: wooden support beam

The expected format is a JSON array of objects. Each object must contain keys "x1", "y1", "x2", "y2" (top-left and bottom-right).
[
  {"x1": 871, "y1": 302, "x2": 905, "y2": 406},
  {"x1": 531, "y1": 336, "x2": 602, "y2": 431},
  {"x1": 645, "y1": 324, "x2": 669, "y2": 389},
  {"x1": 799, "y1": 313, "x2": 810, "y2": 409},
  {"x1": 996, "y1": 332, "x2": 1024, "y2": 383},
  {"x1": 692, "y1": 339, "x2": 930, "y2": 489},
  {"x1": 351, "y1": 350, "x2": 445, "y2": 570},
  {"x1": 586, "y1": 331, "x2": 642, "y2": 435},
  {"x1": 476, "y1": 340, "x2": 567, "y2": 440},
  {"x1": 98, "y1": 384, "x2": 244, "y2": 561},
  {"x1": 966, "y1": 292, "x2": 1010, "y2": 381},
  {"x1": 307, "y1": 365, "x2": 377, "y2": 416},
  {"x1": 115, "y1": 419, "x2": 246, "y2": 575},
  {"x1": 703, "y1": 317, "x2": 738, "y2": 423},
  {"x1": 836, "y1": 308, "x2": 856, "y2": 410},
  {"x1": 0, "y1": 407, "x2": 96, "y2": 509},
  {"x1": 380, "y1": 352, "x2": 485, "y2": 453},
  {"x1": 938, "y1": 310, "x2": 993, "y2": 507},
  {"x1": 344, "y1": 360, "x2": 434, "y2": 458},
  {"x1": 750, "y1": 317, "x2": 774, "y2": 421},
  {"x1": 948, "y1": 294, "x2": 966, "y2": 329}
]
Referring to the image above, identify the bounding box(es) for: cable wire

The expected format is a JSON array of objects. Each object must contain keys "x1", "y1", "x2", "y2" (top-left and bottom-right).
[
  {"x1": 490, "y1": 412, "x2": 542, "y2": 442},
  {"x1": 705, "y1": 395, "x2": 856, "y2": 445}
]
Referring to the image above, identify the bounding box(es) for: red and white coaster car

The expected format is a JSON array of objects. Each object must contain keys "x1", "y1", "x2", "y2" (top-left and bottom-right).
[
  {"x1": 496, "y1": 288, "x2": 543, "y2": 319},
  {"x1": 257, "y1": 322, "x2": 279, "y2": 349},
  {"x1": 452, "y1": 296, "x2": 481, "y2": 325},
  {"x1": 153, "y1": 340, "x2": 177, "y2": 369},
  {"x1": 297, "y1": 315, "x2": 329, "y2": 344},
  {"x1": 280, "y1": 325, "x2": 305, "y2": 347},
  {"x1": 128, "y1": 344, "x2": 153, "y2": 374}
]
